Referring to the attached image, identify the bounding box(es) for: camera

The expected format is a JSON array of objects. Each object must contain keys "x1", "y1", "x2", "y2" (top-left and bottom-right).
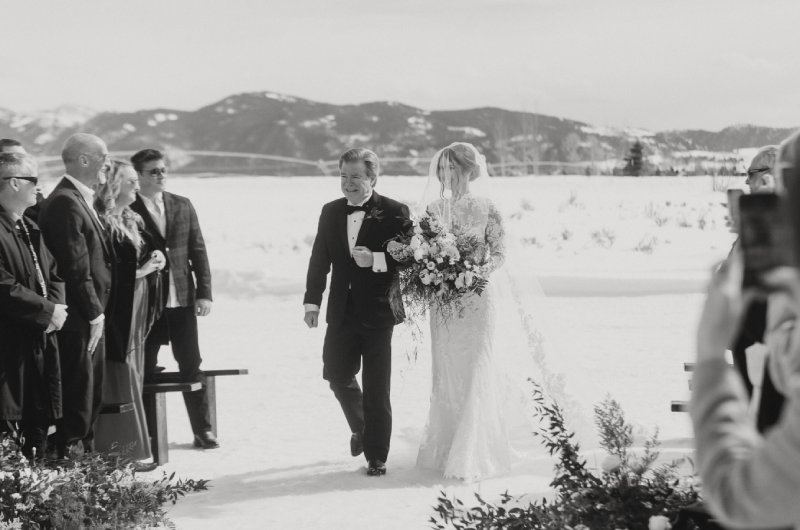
[{"x1": 738, "y1": 192, "x2": 795, "y2": 288}]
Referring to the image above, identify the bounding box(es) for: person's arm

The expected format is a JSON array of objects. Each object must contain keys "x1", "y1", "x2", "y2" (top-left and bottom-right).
[
  {"x1": 186, "y1": 201, "x2": 212, "y2": 302},
  {"x1": 0, "y1": 252, "x2": 55, "y2": 330},
  {"x1": 41, "y1": 195, "x2": 104, "y2": 322},
  {"x1": 483, "y1": 201, "x2": 506, "y2": 274},
  {"x1": 691, "y1": 266, "x2": 800, "y2": 526},
  {"x1": 304, "y1": 207, "x2": 331, "y2": 307}
]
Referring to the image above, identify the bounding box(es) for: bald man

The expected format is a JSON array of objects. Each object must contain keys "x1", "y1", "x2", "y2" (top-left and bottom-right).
[{"x1": 39, "y1": 133, "x2": 113, "y2": 457}]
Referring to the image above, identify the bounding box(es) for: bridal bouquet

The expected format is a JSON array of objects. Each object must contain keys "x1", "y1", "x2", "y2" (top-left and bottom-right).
[{"x1": 387, "y1": 215, "x2": 488, "y2": 318}]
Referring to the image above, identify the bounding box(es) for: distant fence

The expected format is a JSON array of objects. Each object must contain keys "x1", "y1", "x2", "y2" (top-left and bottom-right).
[{"x1": 34, "y1": 150, "x2": 743, "y2": 178}]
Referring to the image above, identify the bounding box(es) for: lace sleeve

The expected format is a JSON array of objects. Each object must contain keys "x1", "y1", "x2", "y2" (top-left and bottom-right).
[{"x1": 484, "y1": 202, "x2": 505, "y2": 274}]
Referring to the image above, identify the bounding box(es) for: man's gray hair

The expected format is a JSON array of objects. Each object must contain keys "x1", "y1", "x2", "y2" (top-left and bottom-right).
[
  {"x1": 0, "y1": 152, "x2": 37, "y2": 191},
  {"x1": 339, "y1": 148, "x2": 380, "y2": 180}
]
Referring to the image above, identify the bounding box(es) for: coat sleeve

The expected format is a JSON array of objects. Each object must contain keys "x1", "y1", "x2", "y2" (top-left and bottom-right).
[
  {"x1": 0, "y1": 249, "x2": 54, "y2": 330},
  {"x1": 303, "y1": 207, "x2": 331, "y2": 306},
  {"x1": 44, "y1": 240, "x2": 66, "y2": 306},
  {"x1": 40, "y1": 195, "x2": 104, "y2": 321},
  {"x1": 690, "y1": 358, "x2": 800, "y2": 526},
  {"x1": 384, "y1": 202, "x2": 413, "y2": 271},
  {"x1": 186, "y1": 201, "x2": 212, "y2": 301}
]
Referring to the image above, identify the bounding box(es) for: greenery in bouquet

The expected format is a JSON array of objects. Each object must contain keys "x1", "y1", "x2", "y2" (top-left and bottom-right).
[
  {"x1": 388, "y1": 215, "x2": 489, "y2": 319},
  {"x1": 430, "y1": 383, "x2": 700, "y2": 530},
  {"x1": 0, "y1": 432, "x2": 208, "y2": 529}
]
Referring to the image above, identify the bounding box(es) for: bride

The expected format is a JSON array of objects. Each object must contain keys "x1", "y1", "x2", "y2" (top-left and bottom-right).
[{"x1": 414, "y1": 142, "x2": 579, "y2": 481}]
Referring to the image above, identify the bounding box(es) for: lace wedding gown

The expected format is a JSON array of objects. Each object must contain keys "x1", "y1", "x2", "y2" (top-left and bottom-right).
[{"x1": 416, "y1": 194, "x2": 542, "y2": 481}]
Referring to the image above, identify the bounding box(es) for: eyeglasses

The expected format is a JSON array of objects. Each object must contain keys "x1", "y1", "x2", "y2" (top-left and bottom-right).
[
  {"x1": 2, "y1": 176, "x2": 38, "y2": 185},
  {"x1": 747, "y1": 167, "x2": 770, "y2": 177},
  {"x1": 145, "y1": 167, "x2": 168, "y2": 177}
]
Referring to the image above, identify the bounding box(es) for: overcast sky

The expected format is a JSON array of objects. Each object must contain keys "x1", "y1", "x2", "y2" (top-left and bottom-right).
[{"x1": 3, "y1": 0, "x2": 798, "y2": 131}]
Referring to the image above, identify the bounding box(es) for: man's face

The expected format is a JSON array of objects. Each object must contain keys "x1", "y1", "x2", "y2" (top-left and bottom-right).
[
  {"x1": 138, "y1": 159, "x2": 168, "y2": 195},
  {"x1": 5, "y1": 167, "x2": 41, "y2": 208},
  {"x1": 746, "y1": 161, "x2": 774, "y2": 193},
  {"x1": 340, "y1": 161, "x2": 375, "y2": 204},
  {"x1": 82, "y1": 144, "x2": 110, "y2": 185}
]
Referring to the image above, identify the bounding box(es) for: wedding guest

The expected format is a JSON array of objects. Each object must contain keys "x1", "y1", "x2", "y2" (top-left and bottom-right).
[
  {"x1": 0, "y1": 152, "x2": 67, "y2": 458},
  {"x1": 129, "y1": 149, "x2": 218, "y2": 449},
  {"x1": 38, "y1": 133, "x2": 113, "y2": 457},
  {"x1": 92, "y1": 160, "x2": 165, "y2": 467},
  {"x1": 692, "y1": 135, "x2": 800, "y2": 527},
  {"x1": 728, "y1": 145, "x2": 785, "y2": 433},
  {"x1": 0, "y1": 139, "x2": 41, "y2": 222}
]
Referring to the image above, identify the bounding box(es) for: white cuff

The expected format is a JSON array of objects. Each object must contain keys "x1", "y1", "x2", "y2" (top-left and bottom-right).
[
  {"x1": 304, "y1": 304, "x2": 320, "y2": 313},
  {"x1": 372, "y1": 252, "x2": 387, "y2": 273},
  {"x1": 89, "y1": 313, "x2": 105, "y2": 325}
]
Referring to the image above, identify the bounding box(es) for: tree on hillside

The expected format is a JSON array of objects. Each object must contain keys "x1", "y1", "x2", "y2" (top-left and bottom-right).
[{"x1": 623, "y1": 140, "x2": 644, "y2": 177}]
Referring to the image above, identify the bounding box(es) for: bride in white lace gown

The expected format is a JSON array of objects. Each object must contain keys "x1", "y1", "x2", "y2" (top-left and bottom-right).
[{"x1": 415, "y1": 142, "x2": 561, "y2": 481}]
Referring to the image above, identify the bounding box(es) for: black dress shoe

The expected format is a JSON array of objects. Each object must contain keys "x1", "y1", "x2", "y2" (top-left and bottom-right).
[
  {"x1": 350, "y1": 432, "x2": 364, "y2": 457},
  {"x1": 366, "y1": 460, "x2": 386, "y2": 476},
  {"x1": 193, "y1": 431, "x2": 220, "y2": 449}
]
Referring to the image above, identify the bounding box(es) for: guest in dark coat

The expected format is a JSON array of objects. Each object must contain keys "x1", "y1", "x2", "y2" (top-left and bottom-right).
[
  {"x1": 38, "y1": 133, "x2": 113, "y2": 457},
  {"x1": 0, "y1": 152, "x2": 67, "y2": 458}
]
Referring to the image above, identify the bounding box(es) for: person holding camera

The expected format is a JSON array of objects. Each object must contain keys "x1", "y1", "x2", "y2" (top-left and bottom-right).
[{"x1": 728, "y1": 145, "x2": 786, "y2": 433}]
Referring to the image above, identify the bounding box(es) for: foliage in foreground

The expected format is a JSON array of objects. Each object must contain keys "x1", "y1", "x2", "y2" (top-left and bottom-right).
[
  {"x1": 0, "y1": 434, "x2": 209, "y2": 529},
  {"x1": 430, "y1": 383, "x2": 700, "y2": 530}
]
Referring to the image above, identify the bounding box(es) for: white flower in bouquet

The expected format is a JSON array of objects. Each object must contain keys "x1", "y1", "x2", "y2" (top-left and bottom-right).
[
  {"x1": 436, "y1": 257, "x2": 444, "y2": 264},
  {"x1": 600, "y1": 454, "x2": 621, "y2": 473},
  {"x1": 420, "y1": 271, "x2": 433, "y2": 285},
  {"x1": 648, "y1": 515, "x2": 671, "y2": 530},
  {"x1": 455, "y1": 273, "x2": 466, "y2": 289},
  {"x1": 426, "y1": 261, "x2": 436, "y2": 271},
  {"x1": 464, "y1": 270, "x2": 475, "y2": 286},
  {"x1": 413, "y1": 224, "x2": 423, "y2": 235},
  {"x1": 409, "y1": 235, "x2": 422, "y2": 250},
  {"x1": 463, "y1": 260, "x2": 471, "y2": 269},
  {"x1": 442, "y1": 244, "x2": 460, "y2": 261}
]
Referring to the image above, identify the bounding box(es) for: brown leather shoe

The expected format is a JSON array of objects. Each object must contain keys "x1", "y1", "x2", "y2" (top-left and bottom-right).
[
  {"x1": 350, "y1": 432, "x2": 364, "y2": 457},
  {"x1": 193, "y1": 431, "x2": 220, "y2": 449},
  {"x1": 367, "y1": 460, "x2": 386, "y2": 476}
]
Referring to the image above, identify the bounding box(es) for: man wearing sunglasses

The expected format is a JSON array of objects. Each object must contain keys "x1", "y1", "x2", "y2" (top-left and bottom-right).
[
  {"x1": 129, "y1": 148, "x2": 217, "y2": 449},
  {"x1": 729, "y1": 145, "x2": 786, "y2": 434},
  {"x1": 0, "y1": 152, "x2": 67, "y2": 459},
  {"x1": 38, "y1": 133, "x2": 113, "y2": 458}
]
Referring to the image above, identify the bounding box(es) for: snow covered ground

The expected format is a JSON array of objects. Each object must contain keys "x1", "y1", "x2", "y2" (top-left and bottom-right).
[{"x1": 110, "y1": 175, "x2": 738, "y2": 529}]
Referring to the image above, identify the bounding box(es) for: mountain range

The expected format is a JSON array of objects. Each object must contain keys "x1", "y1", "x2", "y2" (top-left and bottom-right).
[{"x1": 1, "y1": 91, "x2": 795, "y2": 175}]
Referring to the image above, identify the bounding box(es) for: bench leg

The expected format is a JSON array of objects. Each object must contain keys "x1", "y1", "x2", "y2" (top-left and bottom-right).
[
  {"x1": 206, "y1": 376, "x2": 217, "y2": 436},
  {"x1": 144, "y1": 392, "x2": 169, "y2": 465}
]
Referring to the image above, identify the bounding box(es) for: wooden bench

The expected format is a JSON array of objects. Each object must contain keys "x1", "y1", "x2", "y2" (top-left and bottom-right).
[
  {"x1": 671, "y1": 361, "x2": 733, "y2": 413},
  {"x1": 143, "y1": 369, "x2": 249, "y2": 464}
]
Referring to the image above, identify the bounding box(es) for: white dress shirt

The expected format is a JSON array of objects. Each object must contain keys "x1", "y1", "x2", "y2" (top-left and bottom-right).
[
  {"x1": 140, "y1": 193, "x2": 180, "y2": 308},
  {"x1": 304, "y1": 193, "x2": 388, "y2": 313}
]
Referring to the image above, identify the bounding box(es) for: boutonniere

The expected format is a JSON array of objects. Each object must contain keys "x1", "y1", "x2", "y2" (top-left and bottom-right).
[{"x1": 365, "y1": 207, "x2": 384, "y2": 221}]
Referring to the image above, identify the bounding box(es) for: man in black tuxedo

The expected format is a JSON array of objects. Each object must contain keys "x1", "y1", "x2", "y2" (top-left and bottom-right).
[
  {"x1": 38, "y1": 133, "x2": 113, "y2": 457},
  {"x1": 129, "y1": 148, "x2": 217, "y2": 449},
  {"x1": 304, "y1": 148, "x2": 411, "y2": 476}
]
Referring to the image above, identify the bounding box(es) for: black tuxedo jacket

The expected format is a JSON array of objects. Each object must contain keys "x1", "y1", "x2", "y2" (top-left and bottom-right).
[
  {"x1": 304, "y1": 191, "x2": 412, "y2": 328},
  {"x1": 39, "y1": 177, "x2": 114, "y2": 331},
  {"x1": 130, "y1": 192, "x2": 212, "y2": 308}
]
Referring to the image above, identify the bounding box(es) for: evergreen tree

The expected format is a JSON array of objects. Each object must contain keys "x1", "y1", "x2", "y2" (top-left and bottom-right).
[{"x1": 623, "y1": 140, "x2": 644, "y2": 177}]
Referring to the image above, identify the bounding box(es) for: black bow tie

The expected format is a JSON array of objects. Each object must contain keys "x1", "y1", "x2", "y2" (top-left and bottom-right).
[{"x1": 346, "y1": 204, "x2": 368, "y2": 215}]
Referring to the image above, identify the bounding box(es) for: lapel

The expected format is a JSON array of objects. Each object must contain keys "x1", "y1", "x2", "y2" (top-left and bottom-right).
[
  {"x1": 134, "y1": 194, "x2": 166, "y2": 245},
  {"x1": 163, "y1": 192, "x2": 176, "y2": 242},
  {"x1": 336, "y1": 199, "x2": 349, "y2": 253},
  {"x1": 355, "y1": 192, "x2": 381, "y2": 247},
  {"x1": 59, "y1": 178, "x2": 112, "y2": 259}
]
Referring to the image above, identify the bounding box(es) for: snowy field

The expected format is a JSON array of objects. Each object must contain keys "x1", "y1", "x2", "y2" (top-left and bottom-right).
[{"x1": 79, "y1": 175, "x2": 739, "y2": 529}]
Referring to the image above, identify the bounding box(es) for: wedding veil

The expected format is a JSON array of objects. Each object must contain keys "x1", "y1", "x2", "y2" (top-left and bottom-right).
[{"x1": 416, "y1": 142, "x2": 595, "y2": 449}]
